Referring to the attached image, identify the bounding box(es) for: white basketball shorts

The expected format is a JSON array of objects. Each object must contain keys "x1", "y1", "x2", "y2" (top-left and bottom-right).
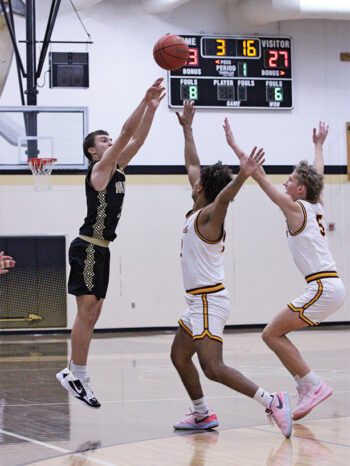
[
  {"x1": 179, "y1": 288, "x2": 231, "y2": 342},
  {"x1": 288, "y1": 276, "x2": 346, "y2": 326}
]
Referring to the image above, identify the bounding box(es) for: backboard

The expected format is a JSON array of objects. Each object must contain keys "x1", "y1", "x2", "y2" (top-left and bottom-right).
[{"x1": 0, "y1": 106, "x2": 89, "y2": 171}]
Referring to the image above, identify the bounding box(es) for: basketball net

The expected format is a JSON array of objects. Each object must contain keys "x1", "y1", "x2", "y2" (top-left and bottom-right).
[{"x1": 28, "y1": 158, "x2": 57, "y2": 191}]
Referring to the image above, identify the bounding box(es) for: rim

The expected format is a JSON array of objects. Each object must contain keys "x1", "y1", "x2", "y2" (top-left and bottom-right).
[{"x1": 28, "y1": 157, "x2": 57, "y2": 165}]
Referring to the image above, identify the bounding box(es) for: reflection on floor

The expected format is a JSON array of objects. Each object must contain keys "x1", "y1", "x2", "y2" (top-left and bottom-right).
[{"x1": 0, "y1": 329, "x2": 349, "y2": 465}]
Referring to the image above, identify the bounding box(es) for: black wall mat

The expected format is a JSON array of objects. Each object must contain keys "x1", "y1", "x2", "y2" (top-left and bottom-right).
[{"x1": 0, "y1": 236, "x2": 67, "y2": 329}]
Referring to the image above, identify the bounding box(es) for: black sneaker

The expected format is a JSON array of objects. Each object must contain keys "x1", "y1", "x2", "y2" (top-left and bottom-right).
[{"x1": 56, "y1": 368, "x2": 101, "y2": 408}]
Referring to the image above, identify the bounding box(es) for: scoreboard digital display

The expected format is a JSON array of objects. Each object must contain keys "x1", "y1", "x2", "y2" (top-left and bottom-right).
[{"x1": 168, "y1": 35, "x2": 292, "y2": 109}]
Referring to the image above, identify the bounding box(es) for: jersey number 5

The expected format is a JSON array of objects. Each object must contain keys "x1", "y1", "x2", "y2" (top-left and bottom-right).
[{"x1": 316, "y1": 214, "x2": 326, "y2": 237}]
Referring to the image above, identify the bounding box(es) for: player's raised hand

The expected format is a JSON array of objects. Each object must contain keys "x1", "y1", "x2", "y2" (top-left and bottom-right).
[
  {"x1": 223, "y1": 118, "x2": 237, "y2": 150},
  {"x1": 145, "y1": 78, "x2": 166, "y2": 110},
  {"x1": 240, "y1": 146, "x2": 265, "y2": 178},
  {"x1": 313, "y1": 121, "x2": 329, "y2": 146},
  {"x1": 176, "y1": 100, "x2": 195, "y2": 128},
  {"x1": 223, "y1": 118, "x2": 247, "y2": 161},
  {"x1": 0, "y1": 251, "x2": 15, "y2": 275},
  {"x1": 146, "y1": 77, "x2": 164, "y2": 94}
]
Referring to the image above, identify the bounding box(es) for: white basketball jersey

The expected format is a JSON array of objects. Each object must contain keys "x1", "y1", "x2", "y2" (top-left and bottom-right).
[
  {"x1": 181, "y1": 209, "x2": 225, "y2": 291},
  {"x1": 287, "y1": 200, "x2": 336, "y2": 277}
]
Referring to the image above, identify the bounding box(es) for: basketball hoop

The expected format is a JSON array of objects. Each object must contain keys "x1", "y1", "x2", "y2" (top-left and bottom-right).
[{"x1": 28, "y1": 157, "x2": 57, "y2": 191}]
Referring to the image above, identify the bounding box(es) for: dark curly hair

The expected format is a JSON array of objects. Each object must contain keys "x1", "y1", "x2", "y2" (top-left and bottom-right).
[
  {"x1": 200, "y1": 162, "x2": 233, "y2": 203},
  {"x1": 294, "y1": 160, "x2": 324, "y2": 203},
  {"x1": 83, "y1": 130, "x2": 109, "y2": 161}
]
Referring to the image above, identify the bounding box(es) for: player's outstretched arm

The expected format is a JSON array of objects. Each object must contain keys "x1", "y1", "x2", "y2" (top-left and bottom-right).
[
  {"x1": 213, "y1": 146, "x2": 265, "y2": 209},
  {"x1": 313, "y1": 121, "x2": 328, "y2": 176},
  {"x1": 223, "y1": 118, "x2": 248, "y2": 161},
  {"x1": 253, "y1": 165, "x2": 303, "y2": 229},
  {"x1": 176, "y1": 100, "x2": 201, "y2": 187},
  {"x1": 116, "y1": 83, "x2": 166, "y2": 169},
  {"x1": 0, "y1": 251, "x2": 15, "y2": 275},
  {"x1": 91, "y1": 78, "x2": 164, "y2": 190},
  {"x1": 199, "y1": 147, "x2": 265, "y2": 239}
]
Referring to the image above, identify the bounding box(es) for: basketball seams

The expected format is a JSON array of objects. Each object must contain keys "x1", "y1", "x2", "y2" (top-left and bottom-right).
[
  {"x1": 154, "y1": 45, "x2": 189, "y2": 57},
  {"x1": 153, "y1": 34, "x2": 189, "y2": 70},
  {"x1": 154, "y1": 49, "x2": 189, "y2": 60},
  {"x1": 154, "y1": 51, "x2": 186, "y2": 69}
]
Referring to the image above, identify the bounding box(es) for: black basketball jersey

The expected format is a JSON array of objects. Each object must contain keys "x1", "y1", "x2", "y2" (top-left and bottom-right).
[{"x1": 79, "y1": 161, "x2": 126, "y2": 241}]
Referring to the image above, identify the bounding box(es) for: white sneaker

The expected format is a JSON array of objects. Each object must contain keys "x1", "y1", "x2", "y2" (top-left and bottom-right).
[
  {"x1": 266, "y1": 391, "x2": 292, "y2": 439},
  {"x1": 173, "y1": 409, "x2": 219, "y2": 430},
  {"x1": 56, "y1": 368, "x2": 101, "y2": 408},
  {"x1": 292, "y1": 382, "x2": 332, "y2": 420}
]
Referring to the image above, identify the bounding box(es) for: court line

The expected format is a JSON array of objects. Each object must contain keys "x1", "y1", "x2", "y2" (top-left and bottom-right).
[
  {"x1": 2, "y1": 388, "x2": 350, "y2": 408},
  {"x1": 252, "y1": 425, "x2": 350, "y2": 448},
  {"x1": 293, "y1": 433, "x2": 350, "y2": 449},
  {"x1": 0, "y1": 429, "x2": 117, "y2": 466},
  {"x1": 0, "y1": 393, "x2": 264, "y2": 408}
]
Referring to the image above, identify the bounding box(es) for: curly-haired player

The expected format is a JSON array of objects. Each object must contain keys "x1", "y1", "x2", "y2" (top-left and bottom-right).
[{"x1": 171, "y1": 100, "x2": 292, "y2": 439}]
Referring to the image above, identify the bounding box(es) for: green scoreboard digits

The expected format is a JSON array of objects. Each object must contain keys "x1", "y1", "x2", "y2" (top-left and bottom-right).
[{"x1": 168, "y1": 35, "x2": 292, "y2": 109}]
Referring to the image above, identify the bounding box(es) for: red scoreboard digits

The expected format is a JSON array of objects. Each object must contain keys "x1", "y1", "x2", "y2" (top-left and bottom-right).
[
  {"x1": 265, "y1": 50, "x2": 289, "y2": 68},
  {"x1": 187, "y1": 48, "x2": 199, "y2": 66}
]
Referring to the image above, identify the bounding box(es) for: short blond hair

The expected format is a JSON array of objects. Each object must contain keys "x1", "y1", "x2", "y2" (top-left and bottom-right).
[{"x1": 294, "y1": 160, "x2": 324, "y2": 203}]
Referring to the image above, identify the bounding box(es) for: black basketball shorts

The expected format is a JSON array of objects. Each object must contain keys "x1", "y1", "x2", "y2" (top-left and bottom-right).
[{"x1": 68, "y1": 237, "x2": 110, "y2": 300}]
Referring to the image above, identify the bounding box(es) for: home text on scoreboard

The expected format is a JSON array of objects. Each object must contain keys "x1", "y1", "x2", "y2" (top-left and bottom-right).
[{"x1": 168, "y1": 35, "x2": 293, "y2": 109}]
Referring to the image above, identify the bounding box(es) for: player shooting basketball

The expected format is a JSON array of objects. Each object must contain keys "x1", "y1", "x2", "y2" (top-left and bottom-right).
[{"x1": 56, "y1": 78, "x2": 165, "y2": 408}]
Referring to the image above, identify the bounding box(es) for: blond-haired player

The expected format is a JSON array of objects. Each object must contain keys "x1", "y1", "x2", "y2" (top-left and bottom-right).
[{"x1": 224, "y1": 120, "x2": 346, "y2": 421}]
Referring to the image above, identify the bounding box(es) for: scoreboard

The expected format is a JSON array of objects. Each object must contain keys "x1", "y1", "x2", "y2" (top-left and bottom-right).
[{"x1": 168, "y1": 35, "x2": 292, "y2": 109}]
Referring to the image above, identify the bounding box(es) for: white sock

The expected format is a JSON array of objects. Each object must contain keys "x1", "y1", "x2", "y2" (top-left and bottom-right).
[
  {"x1": 192, "y1": 397, "x2": 208, "y2": 416},
  {"x1": 254, "y1": 388, "x2": 274, "y2": 408},
  {"x1": 70, "y1": 361, "x2": 88, "y2": 381},
  {"x1": 298, "y1": 371, "x2": 320, "y2": 387},
  {"x1": 294, "y1": 374, "x2": 301, "y2": 385}
]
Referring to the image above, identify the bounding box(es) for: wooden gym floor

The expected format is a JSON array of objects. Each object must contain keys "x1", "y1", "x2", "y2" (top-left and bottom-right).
[{"x1": 0, "y1": 327, "x2": 349, "y2": 465}]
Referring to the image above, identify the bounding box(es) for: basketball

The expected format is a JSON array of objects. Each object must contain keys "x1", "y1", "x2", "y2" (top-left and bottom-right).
[{"x1": 153, "y1": 34, "x2": 190, "y2": 71}]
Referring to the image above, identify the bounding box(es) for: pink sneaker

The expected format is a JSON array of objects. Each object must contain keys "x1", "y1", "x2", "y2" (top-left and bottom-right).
[
  {"x1": 292, "y1": 382, "x2": 333, "y2": 421},
  {"x1": 266, "y1": 391, "x2": 292, "y2": 438},
  {"x1": 173, "y1": 410, "x2": 219, "y2": 430}
]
